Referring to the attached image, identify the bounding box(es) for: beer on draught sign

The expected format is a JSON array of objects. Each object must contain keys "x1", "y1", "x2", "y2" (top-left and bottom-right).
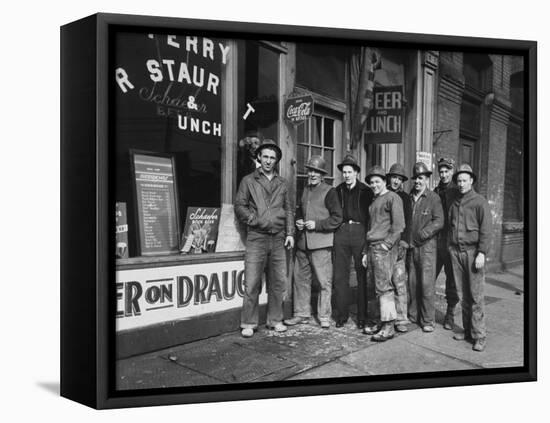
[{"x1": 365, "y1": 86, "x2": 404, "y2": 144}]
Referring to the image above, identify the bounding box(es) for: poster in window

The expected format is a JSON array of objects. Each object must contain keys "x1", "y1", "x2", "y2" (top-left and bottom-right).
[
  {"x1": 180, "y1": 207, "x2": 221, "y2": 254},
  {"x1": 132, "y1": 152, "x2": 181, "y2": 256}
]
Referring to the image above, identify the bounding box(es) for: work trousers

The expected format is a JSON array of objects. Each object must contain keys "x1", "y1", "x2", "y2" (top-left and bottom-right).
[
  {"x1": 293, "y1": 248, "x2": 333, "y2": 323},
  {"x1": 333, "y1": 223, "x2": 367, "y2": 322},
  {"x1": 408, "y1": 239, "x2": 437, "y2": 327},
  {"x1": 392, "y1": 249, "x2": 409, "y2": 325},
  {"x1": 448, "y1": 246, "x2": 487, "y2": 340},
  {"x1": 366, "y1": 243, "x2": 398, "y2": 322},
  {"x1": 436, "y1": 241, "x2": 459, "y2": 308},
  {"x1": 241, "y1": 232, "x2": 287, "y2": 329}
]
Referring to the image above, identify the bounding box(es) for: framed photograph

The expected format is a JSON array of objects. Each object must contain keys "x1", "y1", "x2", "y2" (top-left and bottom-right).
[{"x1": 60, "y1": 12, "x2": 536, "y2": 409}]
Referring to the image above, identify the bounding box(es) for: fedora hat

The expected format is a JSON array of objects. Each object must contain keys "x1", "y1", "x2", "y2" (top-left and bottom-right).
[
  {"x1": 337, "y1": 154, "x2": 360, "y2": 172},
  {"x1": 256, "y1": 139, "x2": 282, "y2": 161}
]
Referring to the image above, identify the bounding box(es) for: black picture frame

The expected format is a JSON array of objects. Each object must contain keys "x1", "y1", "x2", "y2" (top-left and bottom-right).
[{"x1": 60, "y1": 12, "x2": 537, "y2": 409}]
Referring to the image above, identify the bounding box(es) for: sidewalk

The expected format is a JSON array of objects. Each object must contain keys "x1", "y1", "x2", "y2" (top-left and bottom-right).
[{"x1": 116, "y1": 265, "x2": 524, "y2": 390}]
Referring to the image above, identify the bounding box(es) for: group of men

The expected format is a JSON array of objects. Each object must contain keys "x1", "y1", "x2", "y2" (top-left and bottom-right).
[{"x1": 234, "y1": 139, "x2": 491, "y2": 352}]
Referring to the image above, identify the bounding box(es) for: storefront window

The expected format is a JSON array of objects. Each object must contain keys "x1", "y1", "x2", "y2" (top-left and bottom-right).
[
  {"x1": 237, "y1": 41, "x2": 280, "y2": 185},
  {"x1": 296, "y1": 110, "x2": 336, "y2": 199},
  {"x1": 114, "y1": 32, "x2": 228, "y2": 257}
]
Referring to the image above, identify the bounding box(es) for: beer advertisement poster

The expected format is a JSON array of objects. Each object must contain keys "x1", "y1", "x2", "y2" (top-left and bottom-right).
[{"x1": 181, "y1": 207, "x2": 221, "y2": 254}]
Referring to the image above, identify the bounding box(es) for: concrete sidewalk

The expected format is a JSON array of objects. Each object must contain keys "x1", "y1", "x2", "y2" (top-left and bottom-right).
[{"x1": 116, "y1": 265, "x2": 524, "y2": 390}]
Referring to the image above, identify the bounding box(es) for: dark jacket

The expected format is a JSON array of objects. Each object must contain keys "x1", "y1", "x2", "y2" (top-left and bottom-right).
[
  {"x1": 434, "y1": 180, "x2": 459, "y2": 244},
  {"x1": 335, "y1": 181, "x2": 373, "y2": 226},
  {"x1": 296, "y1": 182, "x2": 342, "y2": 250},
  {"x1": 448, "y1": 189, "x2": 492, "y2": 254},
  {"x1": 407, "y1": 188, "x2": 444, "y2": 247},
  {"x1": 390, "y1": 188, "x2": 412, "y2": 246},
  {"x1": 234, "y1": 169, "x2": 295, "y2": 237}
]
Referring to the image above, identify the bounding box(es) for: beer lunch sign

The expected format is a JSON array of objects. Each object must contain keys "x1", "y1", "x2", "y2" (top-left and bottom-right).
[
  {"x1": 116, "y1": 260, "x2": 267, "y2": 331},
  {"x1": 365, "y1": 85, "x2": 404, "y2": 144},
  {"x1": 284, "y1": 94, "x2": 314, "y2": 124}
]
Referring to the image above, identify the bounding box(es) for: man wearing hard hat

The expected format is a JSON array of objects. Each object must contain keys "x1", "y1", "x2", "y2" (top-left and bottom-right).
[
  {"x1": 448, "y1": 164, "x2": 492, "y2": 352},
  {"x1": 434, "y1": 157, "x2": 460, "y2": 330},
  {"x1": 285, "y1": 156, "x2": 342, "y2": 329},
  {"x1": 361, "y1": 165, "x2": 405, "y2": 342},
  {"x1": 405, "y1": 162, "x2": 444, "y2": 333},
  {"x1": 386, "y1": 163, "x2": 412, "y2": 333}
]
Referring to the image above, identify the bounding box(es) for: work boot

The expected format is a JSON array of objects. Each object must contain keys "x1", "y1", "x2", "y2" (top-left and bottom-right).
[
  {"x1": 363, "y1": 321, "x2": 381, "y2": 335},
  {"x1": 443, "y1": 306, "x2": 455, "y2": 330},
  {"x1": 473, "y1": 337, "x2": 487, "y2": 352},
  {"x1": 284, "y1": 316, "x2": 309, "y2": 326},
  {"x1": 371, "y1": 322, "x2": 395, "y2": 342},
  {"x1": 453, "y1": 331, "x2": 473, "y2": 342},
  {"x1": 266, "y1": 323, "x2": 287, "y2": 332},
  {"x1": 241, "y1": 328, "x2": 254, "y2": 338}
]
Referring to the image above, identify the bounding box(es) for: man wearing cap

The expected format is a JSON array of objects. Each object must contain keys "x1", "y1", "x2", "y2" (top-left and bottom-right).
[
  {"x1": 235, "y1": 139, "x2": 295, "y2": 338},
  {"x1": 285, "y1": 156, "x2": 342, "y2": 329},
  {"x1": 448, "y1": 164, "x2": 491, "y2": 352},
  {"x1": 333, "y1": 155, "x2": 374, "y2": 329},
  {"x1": 386, "y1": 163, "x2": 412, "y2": 333},
  {"x1": 434, "y1": 157, "x2": 460, "y2": 330},
  {"x1": 361, "y1": 165, "x2": 405, "y2": 341},
  {"x1": 406, "y1": 162, "x2": 444, "y2": 333}
]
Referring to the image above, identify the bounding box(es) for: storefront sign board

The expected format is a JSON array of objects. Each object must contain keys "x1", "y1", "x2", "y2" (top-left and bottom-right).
[
  {"x1": 116, "y1": 260, "x2": 266, "y2": 331},
  {"x1": 365, "y1": 85, "x2": 404, "y2": 144}
]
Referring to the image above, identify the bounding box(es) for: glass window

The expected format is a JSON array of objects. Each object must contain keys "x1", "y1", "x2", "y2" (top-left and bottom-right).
[
  {"x1": 296, "y1": 43, "x2": 346, "y2": 100},
  {"x1": 114, "y1": 32, "x2": 227, "y2": 257},
  {"x1": 296, "y1": 112, "x2": 336, "y2": 200},
  {"x1": 237, "y1": 41, "x2": 280, "y2": 185}
]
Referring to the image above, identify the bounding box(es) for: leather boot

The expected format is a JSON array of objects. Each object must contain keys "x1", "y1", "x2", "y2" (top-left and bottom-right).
[
  {"x1": 443, "y1": 306, "x2": 455, "y2": 330},
  {"x1": 371, "y1": 322, "x2": 395, "y2": 342}
]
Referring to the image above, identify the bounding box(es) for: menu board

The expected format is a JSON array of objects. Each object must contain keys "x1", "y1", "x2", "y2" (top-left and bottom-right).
[{"x1": 132, "y1": 152, "x2": 180, "y2": 255}]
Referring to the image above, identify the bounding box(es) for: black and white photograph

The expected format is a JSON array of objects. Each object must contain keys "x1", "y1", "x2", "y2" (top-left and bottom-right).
[
  {"x1": 110, "y1": 26, "x2": 531, "y2": 391},
  {"x1": 6, "y1": 0, "x2": 548, "y2": 420}
]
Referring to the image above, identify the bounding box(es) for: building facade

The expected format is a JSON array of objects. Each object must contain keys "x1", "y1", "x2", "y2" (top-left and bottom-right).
[{"x1": 113, "y1": 32, "x2": 524, "y2": 356}]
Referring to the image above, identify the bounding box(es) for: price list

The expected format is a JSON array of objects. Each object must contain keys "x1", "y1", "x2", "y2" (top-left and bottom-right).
[{"x1": 133, "y1": 153, "x2": 180, "y2": 255}]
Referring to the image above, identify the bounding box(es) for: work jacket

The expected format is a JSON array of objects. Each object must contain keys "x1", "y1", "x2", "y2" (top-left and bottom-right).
[
  {"x1": 234, "y1": 169, "x2": 295, "y2": 237},
  {"x1": 434, "y1": 180, "x2": 459, "y2": 245},
  {"x1": 448, "y1": 189, "x2": 491, "y2": 254},
  {"x1": 296, "y1": 182, "x2": 342, "y2": 250},
  {"x1": 365, "y1": 190, "x2": 405, "y2": 250},
  {"x1": 335, "y1": 181, "x2": 373, "y2": 226},
  {"x1": 407, "y1": 188, "x2": 444, "y2": 247}
]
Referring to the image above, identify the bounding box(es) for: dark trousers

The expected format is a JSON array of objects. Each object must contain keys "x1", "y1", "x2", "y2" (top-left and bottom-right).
[
  {"x1": 436, "y1": 240, "x2": 459, "y2": 308},
  {"x1": 408, "y1": 239, "x2": 437, "y2": 327},
  {"x1": 448, "y1": 246, "x2": 487, "y2": 340},
  {"x1": 333, "y1": 223, "x2": 366, "y2": 322}
]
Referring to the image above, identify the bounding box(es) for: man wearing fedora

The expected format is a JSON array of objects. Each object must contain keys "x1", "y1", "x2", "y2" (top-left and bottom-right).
[
  {"x1": 285, "y1": 156, "x2": 342, "y2": 329},
  {"x1": 406, "y1": 162, "x2": 444, "y2": 333},
  {"x1": 333, "y1": 155, "x2": 373, "y2": 329},
  {"x1": 361, "y1": 165, "x2": 405, "y2": 341},
  {"x1": 386, "y1": 163, "x2": 412, "y2": 333},
  {"x1": 235, "y1": 139, "x2": 295, "y2": 338},
  {"x1": 448, "y1": 164, "x2": 491, "y2": 352},
  {"x1": 434, "y1": 157, "x2": 460, "y2": 330}
]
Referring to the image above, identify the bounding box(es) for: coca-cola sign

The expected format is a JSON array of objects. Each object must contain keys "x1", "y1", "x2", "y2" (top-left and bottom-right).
[{"x1": 284, "y1": 95, "x2": 314, "y2": 124}]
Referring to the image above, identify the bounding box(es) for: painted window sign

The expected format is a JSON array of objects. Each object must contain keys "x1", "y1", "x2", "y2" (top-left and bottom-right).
[
  {"x1": 365, "y1": 85, "x2": 404, "y2": 144},
  {"x1": 114, "y1": 34, "x2": 229, "y2": 141},
  {"x1": 116, "y1": 261, "x2": 267, "y2": 331}
]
